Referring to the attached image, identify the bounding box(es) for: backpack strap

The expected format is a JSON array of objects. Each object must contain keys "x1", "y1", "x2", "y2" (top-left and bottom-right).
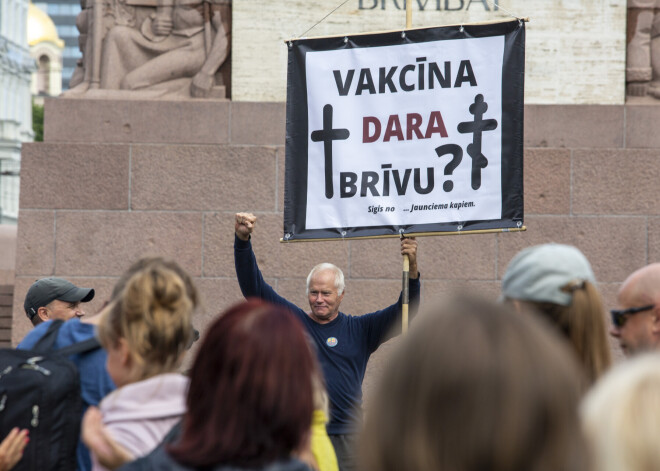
[
  {"x1": 31, "y1": 320, "x2": 65, "y2": 353},
  {"x1": 31, "y1": 319, "x2": 101, "y2": 357},
  {"x1": 56, "y1": 337, "x2": 101, "y2": 357}
]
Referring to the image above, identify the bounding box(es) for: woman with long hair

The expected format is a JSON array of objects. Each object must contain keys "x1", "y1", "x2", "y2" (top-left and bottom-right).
[
  {"x1": 120, "y1": 299, "x2": 316, "y2": 471},
  {"x1": 501, "y1": 243, "x2": 611, "y2": 384},
  {"x1": 360, "y1": 295, "x2": 589, "y2": 471},
  {"x1": 83, "y1": 259, "x2": 195, "y2": 471}
]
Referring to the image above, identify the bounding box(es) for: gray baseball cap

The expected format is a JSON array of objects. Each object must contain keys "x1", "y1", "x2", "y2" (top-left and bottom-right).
[
  {"x1": 501, "y1": 243, "x2": 596, "y2": 306},
  {"x1": 24, "y1": 277, "x2": 95, "y2": 320}
]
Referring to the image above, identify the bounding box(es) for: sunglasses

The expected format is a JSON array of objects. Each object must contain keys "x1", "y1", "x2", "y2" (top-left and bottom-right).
[{"x1": 610, "y1": 304, "x2": 655, "y2": 328}]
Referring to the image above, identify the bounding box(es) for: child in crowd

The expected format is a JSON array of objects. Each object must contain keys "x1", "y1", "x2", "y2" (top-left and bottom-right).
[{"x1": 83, "y1": 260, "x2": 195, "y2": 470}]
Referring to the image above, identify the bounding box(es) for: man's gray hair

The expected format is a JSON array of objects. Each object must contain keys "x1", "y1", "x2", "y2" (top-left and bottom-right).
[{"x1": 306, "y1": 263, "x2": 345, "y2": 295}]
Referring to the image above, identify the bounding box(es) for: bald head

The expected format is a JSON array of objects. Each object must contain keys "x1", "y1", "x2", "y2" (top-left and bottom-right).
[
  {"x1": 619, "y1": 263, "x2": 660, "y2": 307},
  {"x1": 612, "y1": 264, "x2": 660, "y2": 356}
]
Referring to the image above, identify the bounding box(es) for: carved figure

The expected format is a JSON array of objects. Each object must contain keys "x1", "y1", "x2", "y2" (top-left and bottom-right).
[
  {"x1": 67, "y1": 0, "x2": 153, "y2": 93},
  {"x1": 99, "y1": 0, "x2": 230, "y2": 97},
  {"x1": 627, "y1": 0, "x2": 660, "y2": 98}
]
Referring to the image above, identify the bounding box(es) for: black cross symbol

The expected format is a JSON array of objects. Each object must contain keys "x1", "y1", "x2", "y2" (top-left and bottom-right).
[
  {"x1": 311, "y1": 104, "x2": 350, "y2": 199},
  {"x1": 457, "y1": 94, "x2": 498, "y2": 190}
]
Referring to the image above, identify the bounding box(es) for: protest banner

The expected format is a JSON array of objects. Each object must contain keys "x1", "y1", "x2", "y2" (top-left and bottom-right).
[{"x1": 283, "y1": 18, "x2": 525, "y2": 241}]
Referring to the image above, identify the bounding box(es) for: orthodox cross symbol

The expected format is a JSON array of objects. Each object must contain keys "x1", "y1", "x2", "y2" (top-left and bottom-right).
[{"x1": 457, "y1": 94, "x2": 498, "y2": 190}]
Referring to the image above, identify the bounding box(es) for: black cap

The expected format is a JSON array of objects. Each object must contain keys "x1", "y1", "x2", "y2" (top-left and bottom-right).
[{"x1": 24, "y1": 278, "x2": 95, "y2": 320}]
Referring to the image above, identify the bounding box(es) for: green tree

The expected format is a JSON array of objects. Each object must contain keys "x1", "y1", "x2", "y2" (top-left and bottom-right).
[{"x1": 32, "y1": 102, "x2": 44, "y2": 142}]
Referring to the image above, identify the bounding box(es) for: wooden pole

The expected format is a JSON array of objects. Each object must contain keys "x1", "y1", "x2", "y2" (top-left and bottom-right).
[
  {"x1": 406, "y1": 0, "x2": 412, "y2": 29},
  {"x1": 400, "y1": 0, "x2": 411, "y2": 340},
  {"x1": 402, "y1": 242, "x2": 410, "y2": 334}
]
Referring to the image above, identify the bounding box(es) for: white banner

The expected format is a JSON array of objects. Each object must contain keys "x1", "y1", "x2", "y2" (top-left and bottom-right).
[{"x1": 285, "y1": 21, "x2": 524, "y2": 240}]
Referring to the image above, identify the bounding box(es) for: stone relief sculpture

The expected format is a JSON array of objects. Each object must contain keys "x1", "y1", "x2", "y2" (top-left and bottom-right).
[
  {"x1": 627, "y1": 0, "x2": 660, "y2": 98},
  {"x1": 65, "y1": 0, "x2": 230, "y2": 98}
]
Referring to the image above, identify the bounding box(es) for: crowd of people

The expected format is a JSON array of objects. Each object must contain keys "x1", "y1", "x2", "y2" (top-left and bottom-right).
[{"x1": 3, "y1": 211, "x2": 660, "y2": 471}]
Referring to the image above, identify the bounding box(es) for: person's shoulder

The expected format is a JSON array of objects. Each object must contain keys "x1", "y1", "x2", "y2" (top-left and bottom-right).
[
  {"x1": 56, "y1": 318, "x2": 96, "y2": 345},
  {"x1": 262, "y1": 458, "x2": 313, "y2": 471},
  {"x1": 118, "y1": 446, "x2": 190, "y2": 471},
  {"x1": 16, "y1": 321, "x2": 52, "y2": 349}
]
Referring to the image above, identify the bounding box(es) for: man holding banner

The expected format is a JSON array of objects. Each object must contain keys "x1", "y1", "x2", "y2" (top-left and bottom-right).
[{"x1": 233, "y1": 212, "x2": 420, "y2": 471}]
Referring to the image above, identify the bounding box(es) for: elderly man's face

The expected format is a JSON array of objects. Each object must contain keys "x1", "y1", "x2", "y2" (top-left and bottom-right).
[{"x1": 307, "y1": 269, "x2": 344, "y2": 324}]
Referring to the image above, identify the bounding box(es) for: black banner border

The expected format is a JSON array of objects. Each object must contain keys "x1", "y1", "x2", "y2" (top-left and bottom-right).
[{"x1": 283, "y1": 20, "x2": 525, "y2": 241}]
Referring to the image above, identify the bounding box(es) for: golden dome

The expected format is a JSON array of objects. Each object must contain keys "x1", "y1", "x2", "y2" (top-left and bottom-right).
[{"x1": 27, "y1": 3, "x2": 65, "y2": 48}]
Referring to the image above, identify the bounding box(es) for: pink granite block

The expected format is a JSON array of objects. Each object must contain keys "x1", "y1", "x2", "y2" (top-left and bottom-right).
[
  {"x1": 336, "y1": 279, "x2": 403, "y2": 317},
  {"x1": 203, "y1": 212, "x2": 350, "y2": 279},
  {"x1": 15, "y1": 210, "x2": 55, "y2": 275},
  {"x1": 524, "y1": 105, "x2": 623, "y2": 148},
  {"x1": 573, "y1": 149, "x2": 660, "y2": 215},
  {"x1": 0, "y1": 225, "x2": 16, "y2": 285},
  {"x1": 230, "y1": 102, "x2": 286, "y2": 145},
  {"x1": 44, "y1": 98, "x2": 230, "y2": 145},
  {"x1": 423, "y1": 280, "x2": 502, "y2": 305},
  {"x1": 54, "y1": 211, "x2": 203, "y2": 277},
  {"x1": 497, "y1": 216, "x2": 647, "y2": 284},
  {"x1": 350, "y1": 233, "x2": 496, "y2": 281},
  {"x1": 131, "y1": 145, "x2": 277, "y2": 211},
  {"x1": 275, "y1": 278, "x2": 311, "y2": 311},
  {"x1": 524, "y1": 148, "x2": 571, "y2": 215},
  {"x1": 645, "y1": 218, "x2": 660, "y2": 265},
  {"x1": 19, "y1": 143, "x2": 129, "y2": 210},
  {"x1": 193, "y1": 278, "x2": 245, "y2": 331},
  {"x1": 626, "y1": 104, "x2": 660, "y2": 149}
]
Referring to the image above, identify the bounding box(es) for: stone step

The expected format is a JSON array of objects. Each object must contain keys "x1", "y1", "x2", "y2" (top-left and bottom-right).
[{"x1": 44, "y1": 98, "x2": 285, "y2": 146}]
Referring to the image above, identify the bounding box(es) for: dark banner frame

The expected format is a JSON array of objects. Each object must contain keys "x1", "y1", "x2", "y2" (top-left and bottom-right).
[{"x1": 284, "y1": 19, "x2": 525, "y2": 241}]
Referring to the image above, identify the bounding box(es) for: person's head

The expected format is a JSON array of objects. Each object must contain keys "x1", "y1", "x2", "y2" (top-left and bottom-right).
[
  {"x1": 97, "y1": 260, "x2": 194, "y2": 387},
  {"x1": 360, "y1": 295, "x2": 588, "y2": 471},
  {"x1": 24, "y1": 277, "x2": 95, "y2": 326},
  {"x1": 168, "y1": 299, "x2": 315, "y2": 469},
  {"x1": 111, "y1": 256, "x2": 199, "y2": 310},
  {"x1": 501, "y1": 243, "x2": 611, "y2": 383},
  {"x1": 581, "y1": 353, "x2": 660, "y2": 471},
  {"x1": 306, "y1": 263, "x2": 345, "y2": 323},
  {"x1": 611, "y1": 263, "x2": 660, "y2": 356}
]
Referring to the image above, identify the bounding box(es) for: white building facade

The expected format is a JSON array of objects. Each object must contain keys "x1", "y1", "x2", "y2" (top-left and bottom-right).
[{"x1": 0, "y1": 0, "x2": 33, "y2": 222}]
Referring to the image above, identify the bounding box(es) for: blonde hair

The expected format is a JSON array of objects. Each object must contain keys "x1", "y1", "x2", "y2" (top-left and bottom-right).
[
  {"x1": 522, "y1": 280, "x2": 611, "y2": 385},
  {"x1": 581, "y1": 354, "x2": 660, "y2": 471},
  {"x1": 98, "y1": 261, "x2": 194, "y2": 382}
]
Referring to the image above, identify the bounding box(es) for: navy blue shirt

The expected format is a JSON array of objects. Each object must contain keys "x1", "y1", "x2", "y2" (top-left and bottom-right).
[{"x1": 234, "y1": 235, "x2": 420, "y2": 434}]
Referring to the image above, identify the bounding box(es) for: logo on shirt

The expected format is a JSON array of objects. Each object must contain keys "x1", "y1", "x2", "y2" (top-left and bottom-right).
[{"x1": 326, "y1": 337, "x2": 338, "y2": 347}]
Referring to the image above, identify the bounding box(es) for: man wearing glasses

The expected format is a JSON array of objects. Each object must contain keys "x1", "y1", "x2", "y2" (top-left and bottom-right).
[{"x1": 610, "y1": 263, "x2": 660, "y2": 355}]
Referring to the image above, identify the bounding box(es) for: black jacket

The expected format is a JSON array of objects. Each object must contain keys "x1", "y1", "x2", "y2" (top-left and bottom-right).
[{"x1": 119, "y1": 446, "x2": 312, "y2": 471}]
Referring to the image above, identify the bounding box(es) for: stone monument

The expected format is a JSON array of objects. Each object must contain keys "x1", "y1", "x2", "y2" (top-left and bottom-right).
[
  {"x1": 66, "y1": 0, "x2": 231, "y2": 98},
  {"x1": 627, "y1": 0, "x2": 660, "y2": 99},
  {"x1": 232, "y1": 0, "x2": 626, "y2": 104},
  {"x1": 12, "y1": 0, "x2": 660, "y2": 383}
]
